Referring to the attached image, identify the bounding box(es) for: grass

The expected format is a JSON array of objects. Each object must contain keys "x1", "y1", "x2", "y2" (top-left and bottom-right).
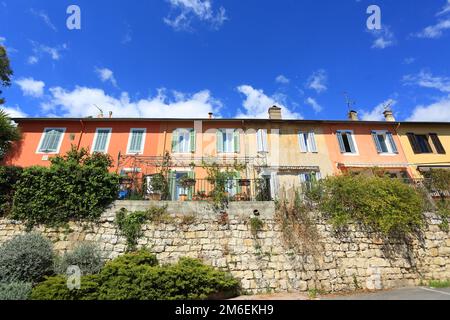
[{"x1": 429, "y1": 279, "x2": 450, "y2": 288}]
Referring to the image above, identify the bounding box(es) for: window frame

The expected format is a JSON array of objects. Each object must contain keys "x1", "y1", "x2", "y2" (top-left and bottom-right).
[
  {"x1": 91, "y1": 128, "x2": 112, "y2": 154},
  {"x1": 298, "y1": 131, "x2": 318, "y2": 153},
  {"x1": 217, "y1": 128, "x2": 239, "y2": 154},
  {"x1": 336, "y1": 130, "x2": 359, "y2": 155},
  {"x1": 36, "y1": 127, "x2": 66, "y2": 154},
  {"x1": 172, "y1": 128, "x2": 194, "y2": 154},
  {"x1": 126, "y1": 128, "x2": 147, "y2": 155},
  {"x1": 372, "y1": 130, "x2": 397, "y2": 155},
  {"x1": 415, "y1": 134, "x2": 433, "y2": 154}
]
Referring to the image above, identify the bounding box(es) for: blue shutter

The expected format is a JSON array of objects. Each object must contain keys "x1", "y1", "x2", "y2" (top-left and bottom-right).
[
  {"x1": 172, "y1": 130, "x2": 179, "y2": 153},
  {"x1": 372, "y1": 132, "x2": 382, "y2": 153},
  {"x1": 386, "y1": 132, "x2": 398, "y2": 153},
  {"x1": 129, "y1": 130, "x2": 144, "y2": 153},
  {"x1": 336, "y1": 132, "x2": 346, "y2": 153},
  {"x1": 347, "y1": 132, "x2": 356, "y2": 153},
  {"x1": 40, "y1": 129, "x2": 63, "y2": 152},
  {"x1": 234, "y1": 130, "x2": 240, "y2": 153},
  {"x1": 216, "y1": 130, "x2": 224, "y2": 153},
  {"x1": 93, "y1": 129, "x2": 110, "y2": 152}
]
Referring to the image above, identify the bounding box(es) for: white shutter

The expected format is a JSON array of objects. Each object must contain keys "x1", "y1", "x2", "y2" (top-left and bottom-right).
[
  {"x1": 308, "y1": 132, "x2": 318, "y2": 153},
  {"x1": 298, "y1": 132, "x2": 308, "y2": 153},
  {"x1": 257, "y1": 129, "x2": 268, "y2": 152}
]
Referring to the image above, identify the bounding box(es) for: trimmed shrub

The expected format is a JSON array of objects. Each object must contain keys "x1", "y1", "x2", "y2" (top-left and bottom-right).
[
  {"x1": 316, "y1": 174, "x2": 425, "y2": 236},
  {"x1": 0, "y1": 165, "x2": 22, "y2": 216},
  {"x1": 31, "y1": 250, "x2": 240, "y2": 300},
  {"x1": 0, "y1": 282, "x2": 32, "y2": 300},
  {"x1": 56, "y1": 242, "x2": 104, "y2": 276},
  {"x1": 31, "y1": 275, "x2": 99, "y2": 300},
  {"x1": 11, "y1": 147, "x2": 120, "y2": 227},
  {"x1": 0, "y1": 232, "x2": 54, "y2": 283},
  {"x1": 97, "y1": 256, "x2": 240, "y2": 300}
]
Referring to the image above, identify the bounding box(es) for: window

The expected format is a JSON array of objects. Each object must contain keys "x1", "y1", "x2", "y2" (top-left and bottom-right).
[
  {"x1": 257, "y1": 129, "x2": 268, "y2": 153},
  {"x1": 127, "y1": 128, "x2": 146, "y2": 154},
  {"x1": 37, "y1": 128, "x2": 65, "y2": 154},
  {"x1": 217, "y1": 129, "x2": 240, "y2": 153},
  {"x1": 92, "y1": 128, "x2": 112, "y2": 153},
  {"x1": 371, "y1": 131, "x2": 398, "y2": 154},
  {"x1": 299, "y1": 172, "x2": 322, "y2": 192},
  {"x1": 172, "y1": 129, "x2": 195, "y2": 153},
  {"x1": 298, "y1": 131, "x2": 318, "y2": 153},
  {"x1": 406, "y1": 133, "x2": 445, "y2": 154},
  {"x1": 336, "y1": 130, "x2": 357, "y2": 154}
]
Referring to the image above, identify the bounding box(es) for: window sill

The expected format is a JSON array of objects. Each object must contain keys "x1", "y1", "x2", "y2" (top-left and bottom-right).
[{"x1": 36, "y1": 151, "x2": 59, "y2": 155}]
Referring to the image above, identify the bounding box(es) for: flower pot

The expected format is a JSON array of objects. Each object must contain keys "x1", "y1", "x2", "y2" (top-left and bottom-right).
[
  {"x1": 149, "y1": 193, "x2": 161, "y2": 201},
  {"x1": 239, "y1": 179, "x2": 251, "y2": 187},
  {"x1": 179, "y1": 194, "x2": 188, "y2": 202}
]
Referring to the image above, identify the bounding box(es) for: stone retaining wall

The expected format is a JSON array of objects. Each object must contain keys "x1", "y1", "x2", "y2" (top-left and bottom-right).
[{"x1": 0, "y1": 201, "x2": 449, "y2": 294}]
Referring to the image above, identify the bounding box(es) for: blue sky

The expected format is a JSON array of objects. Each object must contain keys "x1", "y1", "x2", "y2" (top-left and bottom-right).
[{"x1": 1, "y1": 0, "x2": 450, "y2": 121}]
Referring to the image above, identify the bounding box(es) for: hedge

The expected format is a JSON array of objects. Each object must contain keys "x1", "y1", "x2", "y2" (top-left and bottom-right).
[
  {"x1": 11, "y1": 147, "x2": 119, "y2": 227},
  {"x1": 0, "y1": 166, "x2": 22, "y2": 216}
]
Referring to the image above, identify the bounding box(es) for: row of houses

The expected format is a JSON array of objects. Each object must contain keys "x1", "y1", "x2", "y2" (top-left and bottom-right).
[{"x1": 3, "y1": 106, "x2": 450, "y2": 201}]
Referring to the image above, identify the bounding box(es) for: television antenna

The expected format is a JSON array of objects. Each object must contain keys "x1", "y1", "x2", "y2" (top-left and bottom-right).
[
  {"x1": 93, "y1": 104, "x2": 104, "y2": 117},
  {"x1": 343, "y1": 92, "x2": 356, "y2": 111},
  {"x1": 383, "y1": 100, "x2": 393, "y2": 112}
]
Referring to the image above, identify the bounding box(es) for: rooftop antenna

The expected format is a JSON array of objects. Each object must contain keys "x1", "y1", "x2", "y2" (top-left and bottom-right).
[
  {"x1": 94, "y1": 104, "x2": 104, "y2": 118},
  {"x1": 343, "y1": 92, "x2": 356, "y2": 111},
  {"x1": 383, "y1": 100, "x2": 393, "y2": 112}
]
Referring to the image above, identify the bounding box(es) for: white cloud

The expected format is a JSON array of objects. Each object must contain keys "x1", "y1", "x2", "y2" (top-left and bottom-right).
[
  {"x1": 27, "y1": 56, "x2": 38, "y2": 65},
  {"x1": 403, "y1": 57, "x2": 416, "y2": 65},
  {"x1": 370, "y1": 26, "x2": 396, "y2": 49},
  {"x1": 437, "y1": 0, "x2": 450, "y2": 16},
  {"x1": 95, "y1": 68, "x2": 118, "y2": 88},
  {"x1": 164, "y1": 0, "x2": 227, "y2": 31},
  {"x1": 0, "y1": 36, "x2": 5, "y2": 44},
  {"x1": 0, "y1": 106, "x2": 27, "y2": 118},
  {"x1": 275, "y1": 75, "x2": 290, "y2": 84},
  {"x1": 306, "y1": 69, "x2": 328, "y2": 93},
  {"x1": 236, "y1": 85, "x2": 302, "y2": 119},
  {"x1": 15, "y1": 78, "x2": 45, "y2": 98},
  {"x1": 305, "y1": 97, "x2": 322, "y2": 113},
  {"x1": 402, "y1": 70, "x2": 450, "y2": 93},
  {"x1": 30, "y1": 8, "x2": 57, "y2": 32},
  {"x1": 415, "y1": 1, "x2": 450, "y2": 39},
  {"x1": 29, "y1": 41, "x2": 68, "y2": 63},
  {"x1": 43, "y1": 86, "x2": 222, "y2": 118},
  {"x1": 407, "y1": 96, "x2": 450, "y2": 122},
  {"x1": 360, "y1": 99, "x2": 397, "y2": 121}
]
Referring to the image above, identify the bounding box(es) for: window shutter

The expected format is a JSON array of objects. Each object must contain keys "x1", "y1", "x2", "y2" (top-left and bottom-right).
[
  {"x1": 372, "y1": 132, "x2": 382, "y2": 153},
  {"x1": 94, "y1": 129, "x2": 109, "y2": 152},
  {"x1": 236, "y1": 171, "x2": 242, "y2": 194},
  {"x1": 336, "y1": 132, "x2": 346, "y2": 153},
  {"x1": 40, "y1": 132, "x2": 52, "y2": 152},
  {"x1": 190, "y1": 129, "x2": 196, "y2": 153},
  {"x1": 308, "y1": 132, "x2": 318, "y2": 153},
  {"x1": 169, "y1": 171, "x2": 176, "y2": 201},
  {"x1": 386, "y1": 132, "x2": 398, "y2": 154},
  {"x1": 257, "y1": 129, "x2": 268, "y2": 152},
  {"x1": 430, "y1": 133, "x2": 446, "y2": 154},
  {"x1": 407, "y1": 133, "x2": 421, "y2": 154},
  {"x1": 347, "y1": 132, "x2": 356, "y2": 153},
  {"x1": 187, "y1": 171, "x2": 195, "y2": 200},
  {"x1": 298, "y1": 132, "x2": 308, "y2": 153},
  {"x1": 299, "y1": 173, "x2": 307, "y2": 183},
  {"x1": 263, "y1": 129, "x2": 268, "y2": 152},
  {"x1": 40, "y1": 129, "x2": 63, "y2": 152},
  {"x1": 171, "y1": 130, "x2": 179, "y2": 153},
  {"x1": 233, "y1": 130, "x2": 240, "y2": 153},
  {"x1": 216, "y1": 130, "x2": 224, "y2": 153},
  {"x1": 316, "y1": 172, "x2": 322, "y2": 180}
]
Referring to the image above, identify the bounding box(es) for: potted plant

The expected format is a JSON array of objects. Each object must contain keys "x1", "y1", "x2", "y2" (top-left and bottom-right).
[
  {"x1": 179, "y1": 175, "x2": 196, "y2": 188},
  {"x1": 149, "y1": 173, "x2": 168, "y2": 201},
  {"x1": 238, "y1": 179, "x2": 251, "y2": 187}
]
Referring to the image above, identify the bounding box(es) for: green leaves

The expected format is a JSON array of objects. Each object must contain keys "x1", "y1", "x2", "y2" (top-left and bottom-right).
[
  {"x1": 317, "y1": 175, "x2": 425, "y2": 236},
  {"x1": 11, "y1": 147, "x2": 119, "y2": 227},
  {"x1": 0, "y1": 110, "x2": 21, "y2": 160}
]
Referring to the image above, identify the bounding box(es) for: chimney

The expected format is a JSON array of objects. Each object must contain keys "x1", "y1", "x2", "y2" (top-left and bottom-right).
[
  {"x1": 109, "y1": 111, "x2": 113, "y2": 118},
  {"x1": 348, "y1": 110, "x2": 359, "y2": 121},
  {"x1": 383, "y1": 109, "x2": 395, "y2": 122},
  {"x1": 208, "y1": 112, "x2": 213, "y2": 119},
  {"x1": 268, "y1": 106, "x2": 282, "y2": 120}
]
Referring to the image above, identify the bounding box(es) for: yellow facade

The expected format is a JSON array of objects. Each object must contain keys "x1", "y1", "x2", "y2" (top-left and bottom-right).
[{"x1": 397, "y1": 123, "x2": 450, "y2": 178}]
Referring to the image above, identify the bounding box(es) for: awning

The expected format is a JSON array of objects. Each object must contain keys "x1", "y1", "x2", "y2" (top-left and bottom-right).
[
  {"x1": 337, "y1": 163, "x2": 409, "y2": 169},
  {"x1": 418, "y1": 165, "x2": 450, "y2": 172}
]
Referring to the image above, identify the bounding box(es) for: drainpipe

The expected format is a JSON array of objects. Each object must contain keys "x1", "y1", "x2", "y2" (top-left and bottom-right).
[{"x1": 77, "y1": 119, "x2": 85, "y2": 151}]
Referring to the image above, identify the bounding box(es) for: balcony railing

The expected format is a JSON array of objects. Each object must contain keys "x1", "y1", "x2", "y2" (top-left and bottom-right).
[{"x1": 118, "y1": 178, "x2": 273, "y2": 202}]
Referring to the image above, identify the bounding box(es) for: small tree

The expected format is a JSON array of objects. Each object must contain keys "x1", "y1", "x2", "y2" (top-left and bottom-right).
[
  {"x1": 0, "y1": 45, "x2": 13, "y2": 105},
  {"x1": 0, "y1": 110, "x2": 21, "y2": 161}
]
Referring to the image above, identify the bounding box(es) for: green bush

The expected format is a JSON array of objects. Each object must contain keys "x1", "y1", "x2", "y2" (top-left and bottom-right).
[
  {"x1": 316, "y1": 174, "x2": 425, "y2": 236},
  {"x1": 0, "y1": 166, "x2": 22, "y2": 216},
  {"x1": 31, "y1": 275, "x2": 99, "y2": 300},
  {"x1": 11, "y1": 147, "x2": 120, "y2": 227},
  {"x1": 31, "y1": 250, "x2": 240, "y2": 300},
  {"x1": 56, "y1": 242, "x2": 104, "y2": 276},
  {"x1": 0, "y1": 282, "x2": 32, "y2": 300},
  {"x1": 115, "y1": 206, "x2": 169, "y2": 251},
  {"x1": 0, "y1": 232, "x2": 54, "y2": 283}
]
